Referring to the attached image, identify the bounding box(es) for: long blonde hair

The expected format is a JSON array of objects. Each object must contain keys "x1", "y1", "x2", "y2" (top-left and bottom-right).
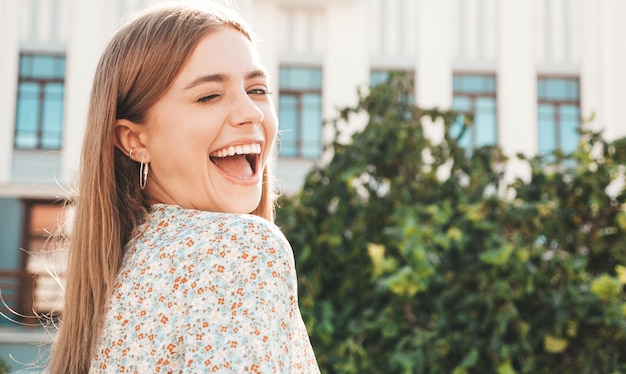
[{"x1": 48, "y1": 3, "x2": 275, "y2": 373}]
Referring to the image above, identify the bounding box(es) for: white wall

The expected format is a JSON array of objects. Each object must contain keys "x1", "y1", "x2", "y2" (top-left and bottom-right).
[
  {"x1": 0, "y1": 0, "x2": 21, "y2": 184},
  {"x1": 0, "y1": 0, "x2": 624, "y2": 198},
  {"x1": 609, "y1": 0, "x2": 626, "y2": 141},
  {"x1": 498, "y1": 1, "x2": 536, "y2": 184},
  {"x1": 60, "y1": 0, "x2": 112, "y2": 187}
]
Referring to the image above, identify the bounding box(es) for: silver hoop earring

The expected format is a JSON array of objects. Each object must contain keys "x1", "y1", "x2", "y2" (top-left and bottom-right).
[
  {"x1": 140, "y1": 156, "x2": 149, "y2": 190},
  {"x1": 129, "y1": 148, "x2": 134, "y2": 159}
]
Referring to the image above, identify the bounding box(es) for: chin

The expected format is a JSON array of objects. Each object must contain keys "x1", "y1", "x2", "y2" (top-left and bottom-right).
[{"x1": 224, "y1": 193, "x2": 262, "y2": 215}]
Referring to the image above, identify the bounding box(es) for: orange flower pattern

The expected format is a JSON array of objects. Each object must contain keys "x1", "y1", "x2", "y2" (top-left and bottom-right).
[{"x1": 90, "y1": 204, "x2": 319, "y2": 373}]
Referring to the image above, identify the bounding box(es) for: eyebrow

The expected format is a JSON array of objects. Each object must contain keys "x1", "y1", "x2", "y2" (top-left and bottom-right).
[{"x1": 184, "y1": 69, "x2": 268, "y2": 90}]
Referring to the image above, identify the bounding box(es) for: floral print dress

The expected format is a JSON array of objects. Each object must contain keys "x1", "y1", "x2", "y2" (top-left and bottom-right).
[{"x1": 90, "y1": 204, "x2": 319, "y2": 373}]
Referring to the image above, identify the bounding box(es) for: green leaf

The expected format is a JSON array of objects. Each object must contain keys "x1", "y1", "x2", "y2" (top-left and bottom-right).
[
  {"x1": 544, "y1": 335, "x2": 569, "y2": 354},
  {"x1": 460, "y1": 348, "x2": 479, "y2": 368},
  {"x1": 590, "y1": 274, "x2": 622, "y2": 300},
  {"x1": 383, "y1": 266, "x2": 427, "y2": 297},
  {"x1": 479, "y1": 244, "x2": 514, "y2": 266},
  {"x1": 566, "y1": 320, "x2": 578, "y2": 337},
  {"x1": 452, "y1": 348, "x2": 479, "y2": 374},
  {"x1": 616, "y1": 264, "x2": 626, "y2": 285},
  {"x1": 497, "y1": 360, "x2": 518, "y2": 374}
]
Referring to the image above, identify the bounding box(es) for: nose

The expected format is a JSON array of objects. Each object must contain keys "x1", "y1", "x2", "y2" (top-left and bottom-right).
[{"x1": 229, "y1": 89, "x2": 264, "y2": 127}]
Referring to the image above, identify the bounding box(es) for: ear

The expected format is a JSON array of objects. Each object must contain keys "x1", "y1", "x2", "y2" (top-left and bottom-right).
[{"x1": 114, "y1": 119, "x2": 150, "y2": 162}]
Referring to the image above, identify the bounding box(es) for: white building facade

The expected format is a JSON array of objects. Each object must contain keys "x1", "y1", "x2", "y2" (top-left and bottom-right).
[{"x1": 0, "y1": 0, "x2": 624, "y2": 331}]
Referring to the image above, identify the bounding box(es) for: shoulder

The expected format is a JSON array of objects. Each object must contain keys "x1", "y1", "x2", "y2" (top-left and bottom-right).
[
  {"x1": 210, "y1": 212, "x2": 290, "y2": 250},
  {"x1": 148, "y1": 204, "x2": 289, "y2": 249}
]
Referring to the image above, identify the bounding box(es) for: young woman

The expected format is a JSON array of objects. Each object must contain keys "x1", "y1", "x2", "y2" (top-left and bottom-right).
[{"x1": 47, "y1": 1, "x2": 319, "y2": 373}]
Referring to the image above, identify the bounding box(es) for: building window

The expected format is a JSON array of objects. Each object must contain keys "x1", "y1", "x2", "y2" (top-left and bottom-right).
[
  {"x1": 22, "y1": 200, "x2": 66, "y2": 319},
  {"x1": 370, "y1": 69, "x2": 414, "y2": 88},
  {"x1": 278, "y1": 67, "x2": 322, "y2": 158},
  {"x1": 14, "y1": 54, "x2": 66, "y2": 150},
  {"x1": 537, "y1": 76, "x2": 580, "y2": 156},
  {"x1": 370, "y1": 70, "x2": 393, "y2": 87},
  {"x1": 451, "y1": 73, "x2": 497, "y2": 149}
]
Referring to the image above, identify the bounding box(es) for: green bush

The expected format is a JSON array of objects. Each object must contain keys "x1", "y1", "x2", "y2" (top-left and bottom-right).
[
  {"x1": 276, "y1": 71, "x2": 626, "y2": 373},
  {"x1": 0, "y1": 355, "x2": 11, "y2": 373}
]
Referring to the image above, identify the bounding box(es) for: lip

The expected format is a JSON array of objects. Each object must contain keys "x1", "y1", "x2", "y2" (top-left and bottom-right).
[{"x1": 208, "y1": 138, "x2": 265, "y2": 185}]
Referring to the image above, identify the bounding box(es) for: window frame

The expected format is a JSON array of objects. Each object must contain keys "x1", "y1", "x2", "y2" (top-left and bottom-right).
[
  {"x1": 369, "y1": 68, "x2": 415, "y2": 87},
  {"x1": 14, "y1": 53, "x2": 66, "y2": 150},
  {"x1": 278, "y1": 66, "x2": 323, "y2": 159},
  {"x1": 17, "y1": 199, "x2": 66, "y2": 320},
  {"x1": 537, "y1": 75, "x2": 581, "y2": 156},
  {"x1": 452, "y1": 72, "x2": 498, "y2": 150}
]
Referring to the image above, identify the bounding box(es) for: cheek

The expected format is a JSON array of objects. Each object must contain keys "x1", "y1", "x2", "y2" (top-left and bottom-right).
[
  {"x1": 150, "y1": 126, "x2": 213, "y2": 169},
  {"x1": 262, "y1": 109, "x2": 279, "y2": 141}
]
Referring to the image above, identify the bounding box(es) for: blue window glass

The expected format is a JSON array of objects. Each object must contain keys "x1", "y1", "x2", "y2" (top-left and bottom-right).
[
  {"x1": 474, "y1": 97, "x2": 497, "y2": 147},
  {"x1": 538, "y1": 104, "x2": 556, "y2": 155},
  {"x1": 279, "y1": 67, "x2": 322, "y2": 91},
  {"x1": 301, "y1": 94, "x2": 322, "y2": 158},
  {"x1": 451, "y1": 96, "x2": 472, "y2": 149},
  {"x1": 278, "y1": 95, "x2": 298, "y2": 156},
  {"x1": 19, "y1": 55, "x2": 34, "y2": 76},
  {"x1": 278, "y1": 67, "x2": 322, "y2": 158},
  {"x1": 453, "y1": 75, "x2": 496, "y2": 94},
  {"x1": 452, "y1": 74, "x2": 497, "y2": 149},
  {"x1": 537, "y1": 76, "x2": 580, "y2": 156},
  {"x1": 14, "y1": 54, "x2": 66, "y2": 150},
  {"x1": 33, "y1": 56, "x2": 56, "y2": 79},
  {"x1": 15, "y1": 82, "x2": 41, "y2": 149},
  {"x1": 560, "y1": 105, "x2": 579, "y2": 154},
  {"x1": 370, "y1": 71, "x2": 390, "y2": 87},
  {"x1": 369, "y1": 69, "x2": 415, "y2": 107},
  {"x1": 41, "y1": 83, "x2": 64, "y2": 149}
]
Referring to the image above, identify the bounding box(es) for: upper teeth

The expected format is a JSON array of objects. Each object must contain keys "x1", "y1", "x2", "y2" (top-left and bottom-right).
[{"x1": 210, "y1": 143, "x2": 261, "y2": 158}]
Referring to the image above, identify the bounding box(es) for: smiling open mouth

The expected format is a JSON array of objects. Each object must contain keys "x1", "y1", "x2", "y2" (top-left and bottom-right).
[{"x1": 209, "y1": 143, "x2": 260, "y2": 178}]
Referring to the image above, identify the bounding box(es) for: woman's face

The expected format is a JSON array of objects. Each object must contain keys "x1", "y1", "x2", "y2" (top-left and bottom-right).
[{"x1": 141, "y1": 26, "x2": 277, "y2": 213}]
